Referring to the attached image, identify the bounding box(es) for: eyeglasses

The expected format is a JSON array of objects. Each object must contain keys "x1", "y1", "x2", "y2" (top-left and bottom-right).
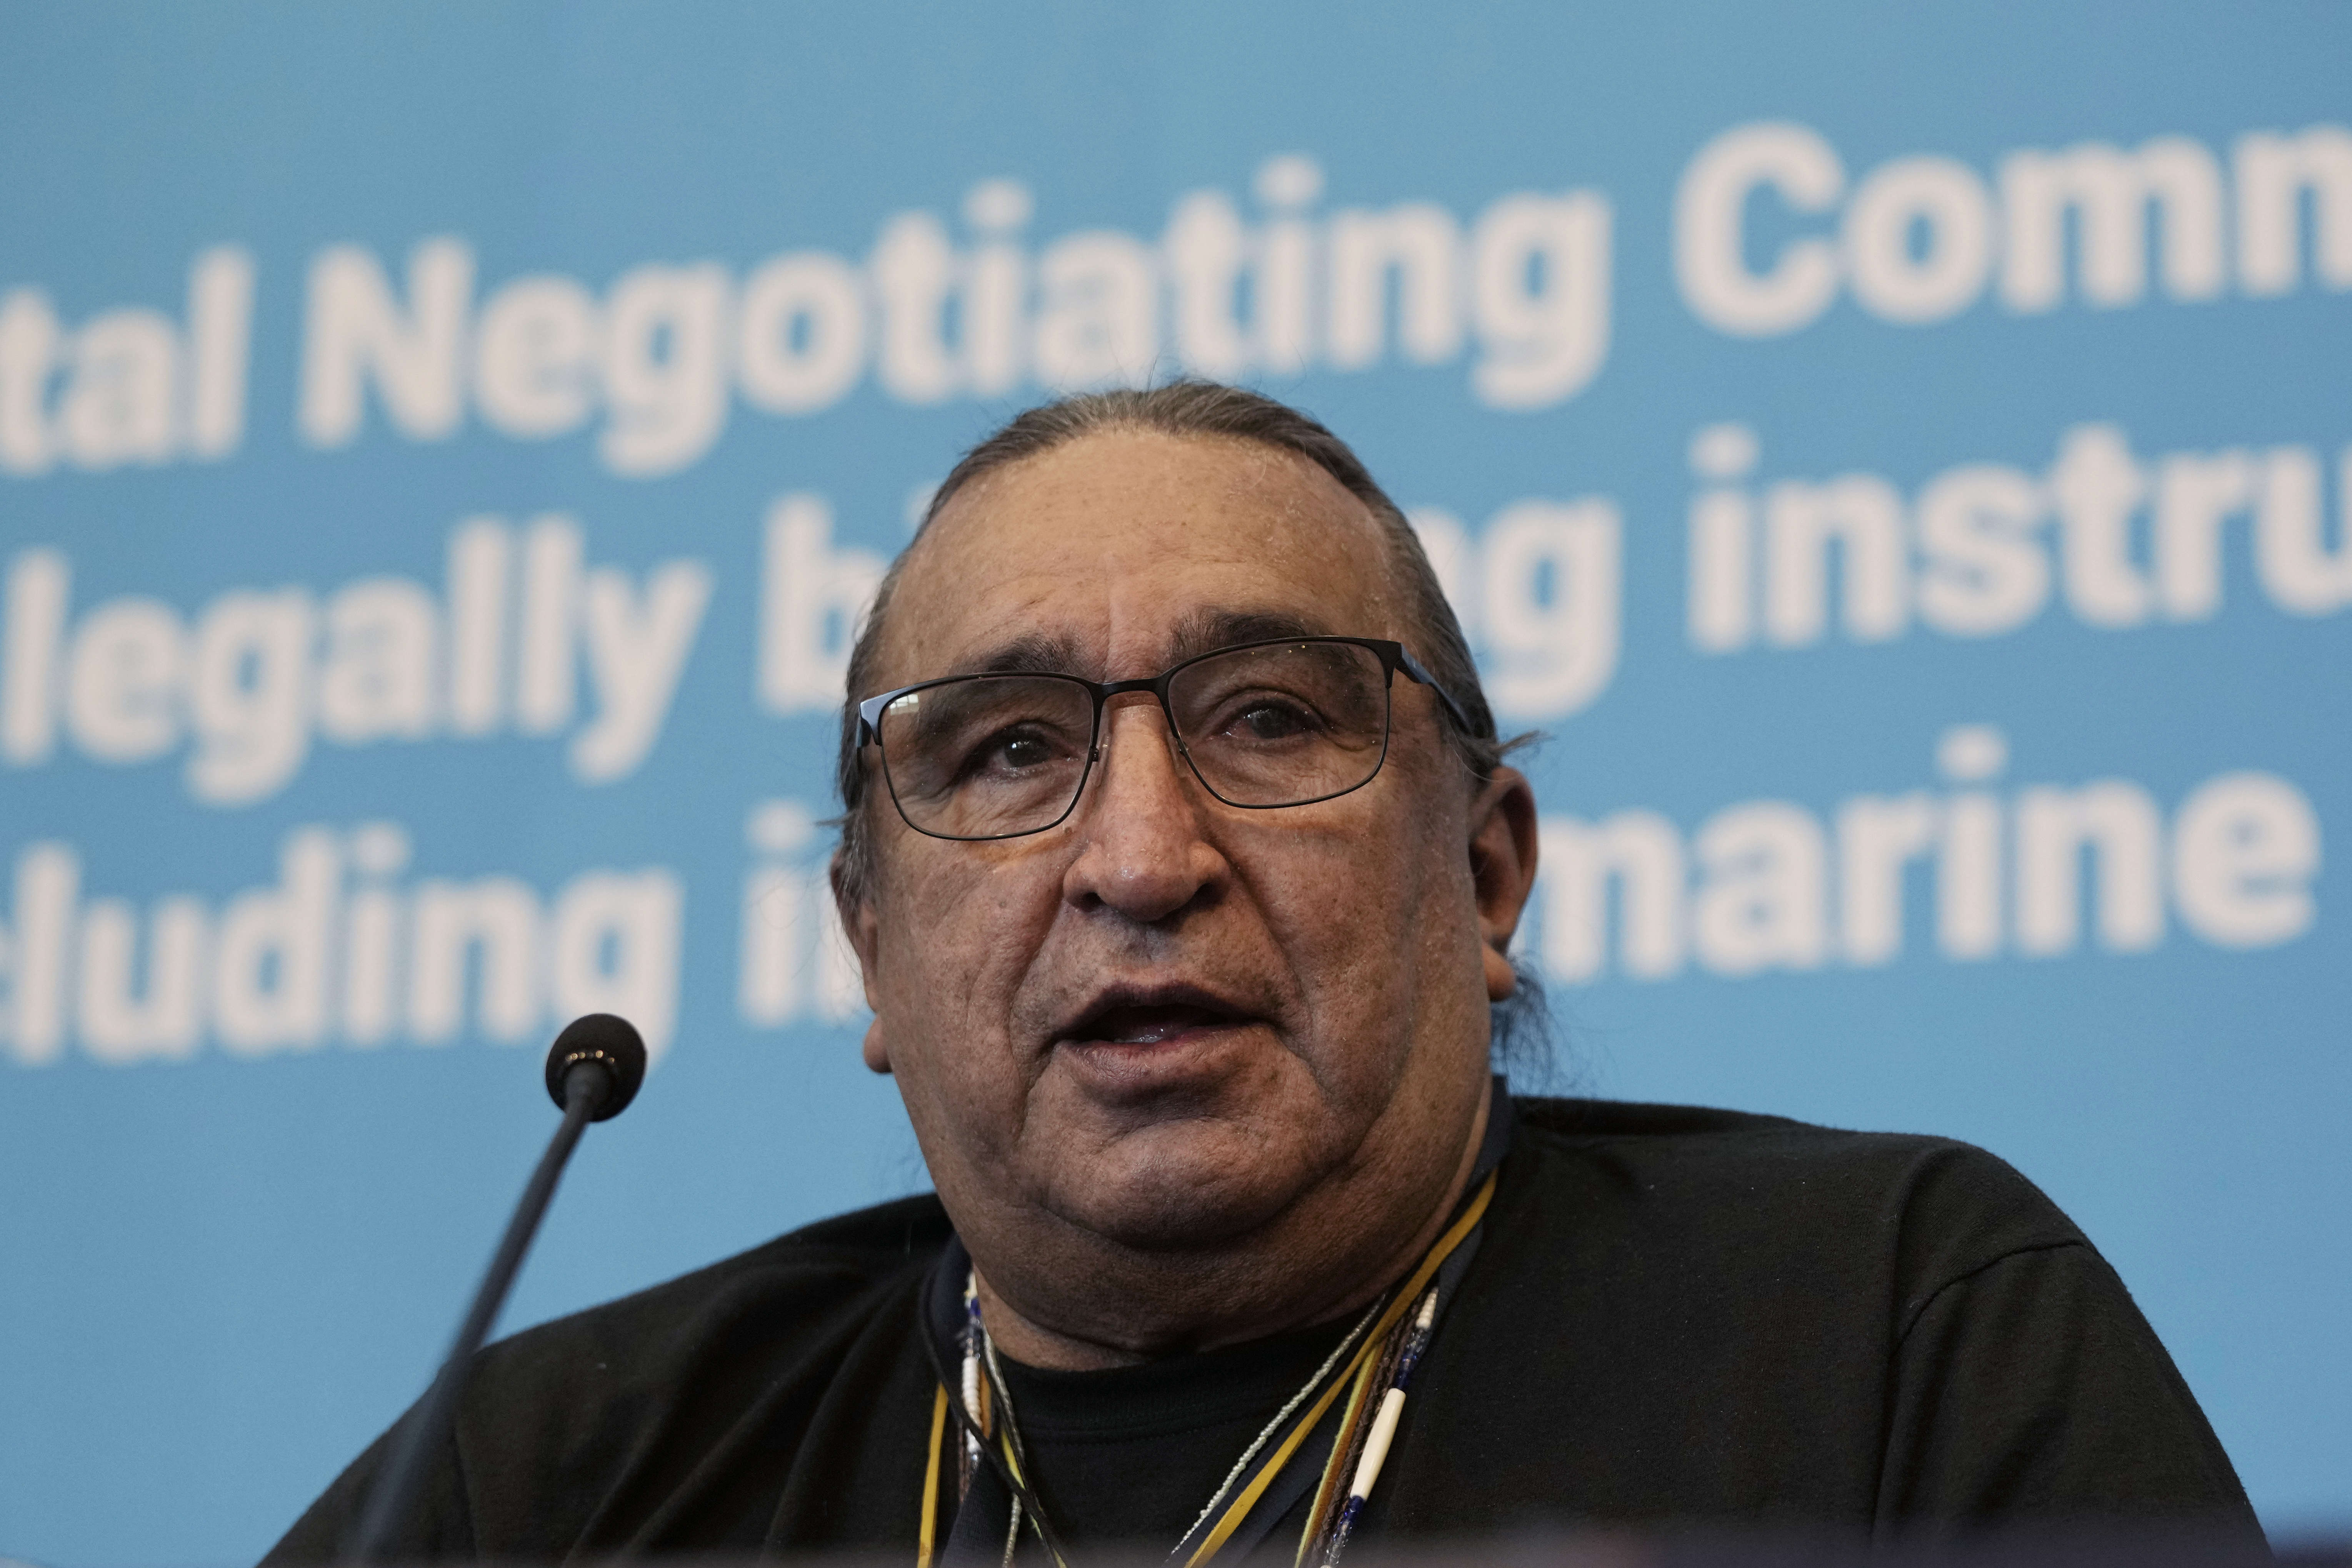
[{"x1": 856, "y1": 636, "x2": 1470, "y2": 842}]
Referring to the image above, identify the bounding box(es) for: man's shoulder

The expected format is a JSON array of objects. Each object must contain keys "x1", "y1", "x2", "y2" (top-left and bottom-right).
[
  {"x1": 1511, "y1": 1094, "x2": 1810, "y2": 1143},
  {"x1": 1503, "y1": 1095, "x2": 2089, "y2": 1291},
  {"x1": 476, "y1": 1190, "x2": 953, "y2": 1385},
  {"x1": 264, "y1": 1196, "x2": 955, "y2": 1559},
  {"x1": 1512, "y1": 1093, "x2": 2060, "y2": 1190}
]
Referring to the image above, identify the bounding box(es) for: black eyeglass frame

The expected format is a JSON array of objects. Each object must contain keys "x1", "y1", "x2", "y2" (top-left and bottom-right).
[{"x1": 854, "y1": 635, "x2": 1474, "y2": 842}]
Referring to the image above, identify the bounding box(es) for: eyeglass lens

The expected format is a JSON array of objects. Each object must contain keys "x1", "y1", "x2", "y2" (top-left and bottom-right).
[{"x1": 875, "y1": 640, "x2": 1395, "y2": 840}]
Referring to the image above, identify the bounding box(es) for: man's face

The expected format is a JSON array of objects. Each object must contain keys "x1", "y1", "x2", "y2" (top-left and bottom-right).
[{"x1": 843, "y1": 429, "x2": 1532, "y2": 1270}]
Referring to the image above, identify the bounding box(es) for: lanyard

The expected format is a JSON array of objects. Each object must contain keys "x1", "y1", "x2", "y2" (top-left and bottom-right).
[{"x1": 917, "y1": 1170, "x2": 1498, "y2": 1568}]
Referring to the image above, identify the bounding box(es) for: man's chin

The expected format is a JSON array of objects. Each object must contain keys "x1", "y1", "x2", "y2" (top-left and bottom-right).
[{"x1": 1040, "y1": 1137, "x2": 1316, "y2": 1255}]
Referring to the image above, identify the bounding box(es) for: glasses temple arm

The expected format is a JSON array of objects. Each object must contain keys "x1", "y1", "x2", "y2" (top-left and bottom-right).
[{"x1": 1395, "y1": 647, "x2": 1474, "y2": 734}]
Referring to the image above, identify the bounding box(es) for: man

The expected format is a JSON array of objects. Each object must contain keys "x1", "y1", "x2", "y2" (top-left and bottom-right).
[{"x1": 270, "y1": 383, "x2": 2255, "y2": 1561}]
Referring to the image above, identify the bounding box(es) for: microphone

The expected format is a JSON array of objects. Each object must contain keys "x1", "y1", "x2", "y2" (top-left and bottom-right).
[{"x1": 348, "y1": 1014, "x2": 649, "y2": 1560}]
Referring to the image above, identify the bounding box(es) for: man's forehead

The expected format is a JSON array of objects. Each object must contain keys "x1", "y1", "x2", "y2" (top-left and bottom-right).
[{"x1": 878, "y1": 430, "x2": 1400, "y2": 683}]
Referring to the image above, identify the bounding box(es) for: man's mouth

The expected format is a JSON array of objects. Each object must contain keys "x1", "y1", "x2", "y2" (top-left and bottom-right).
[{"x1": 1056, "y1": 987, "x2": 1258, "y2": 1050}]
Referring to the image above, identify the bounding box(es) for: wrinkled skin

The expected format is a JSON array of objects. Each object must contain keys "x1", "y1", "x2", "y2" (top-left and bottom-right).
[{"x1": 837, "y1": 429, "x2": 1539, "y2": 1370}]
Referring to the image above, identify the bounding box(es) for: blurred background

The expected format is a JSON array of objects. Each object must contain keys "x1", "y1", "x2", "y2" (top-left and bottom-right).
[{"x1": 1, "y1": 4, "x2": 2346, "y2": 1562}]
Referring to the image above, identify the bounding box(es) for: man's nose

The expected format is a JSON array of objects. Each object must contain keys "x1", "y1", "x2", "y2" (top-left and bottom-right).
[{"x1": 1060, "y1": 696, "x2": 1227, "y2": 923}]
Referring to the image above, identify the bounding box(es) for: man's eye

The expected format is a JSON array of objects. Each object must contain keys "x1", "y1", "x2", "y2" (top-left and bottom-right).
[
  {"x1": 997, "y1": 734, "x2": 1054, "y2": 769},
  {"x1": 1234, "y1": 701, "x2": 1316, "y2": 741},
  {"x1": 957, "y1": 726, "x2": 1061, "y2": 779}
]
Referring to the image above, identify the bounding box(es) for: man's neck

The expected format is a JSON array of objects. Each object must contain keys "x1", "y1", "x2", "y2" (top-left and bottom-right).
[{"x1": 969, "y1": 1086, "x2": 1495, "y2": 1371}]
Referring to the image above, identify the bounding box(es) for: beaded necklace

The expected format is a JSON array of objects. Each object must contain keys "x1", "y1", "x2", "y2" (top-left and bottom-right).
[{"x1": 915, "y1": 1170, "x2": 1496, "y2": 1568}]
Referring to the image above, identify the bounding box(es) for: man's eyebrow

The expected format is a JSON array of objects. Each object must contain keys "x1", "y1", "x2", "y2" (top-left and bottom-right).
[
  {"x1": 1168, "y1": 609, "x2": 1337, "y2": 662},
  {"x1": 940, "y1": 611, "x2": 1340, "y2": 683},
  {"x1": 947, "y1": 633, "x2": 1090, "y2": 678}
]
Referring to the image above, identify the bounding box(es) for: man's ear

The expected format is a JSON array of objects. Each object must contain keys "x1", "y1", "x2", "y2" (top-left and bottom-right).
[
  {"x1": 1466, "y1": 766, "x2": 1540, "y2": 1003},
  {"x1": 829, "y1": 848, "x2": 892, "y2": 1074}
]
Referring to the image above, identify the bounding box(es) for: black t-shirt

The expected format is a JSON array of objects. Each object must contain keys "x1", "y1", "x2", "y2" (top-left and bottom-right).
[
  {"x1": 264, "y1": 1098, "x2": 2259, "y2": 1560},
  {"x1": 992, "y1": 1315, "x2": 1357, "y2": 1551}
]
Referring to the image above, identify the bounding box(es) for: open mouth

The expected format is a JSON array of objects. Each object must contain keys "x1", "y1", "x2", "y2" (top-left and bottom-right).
[{"x1": 1057, "y1": 988, "x2": 1257, "y2": 1050}]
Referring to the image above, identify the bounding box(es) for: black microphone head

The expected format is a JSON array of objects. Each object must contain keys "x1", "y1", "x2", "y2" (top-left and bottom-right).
[{"x1": 545, "y1": 1013, "x2": 648, "y2": 1122}]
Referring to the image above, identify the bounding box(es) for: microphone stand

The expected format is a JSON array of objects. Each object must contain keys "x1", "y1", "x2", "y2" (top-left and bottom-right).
[{"x1": 348, "y1": 1016, "x2": 643, "y2": 1560}]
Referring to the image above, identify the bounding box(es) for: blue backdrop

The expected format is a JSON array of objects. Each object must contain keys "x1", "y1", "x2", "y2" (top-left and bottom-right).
[{"x1": 2, "y1": 5, "x2": 2347, "y2": 1563}]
